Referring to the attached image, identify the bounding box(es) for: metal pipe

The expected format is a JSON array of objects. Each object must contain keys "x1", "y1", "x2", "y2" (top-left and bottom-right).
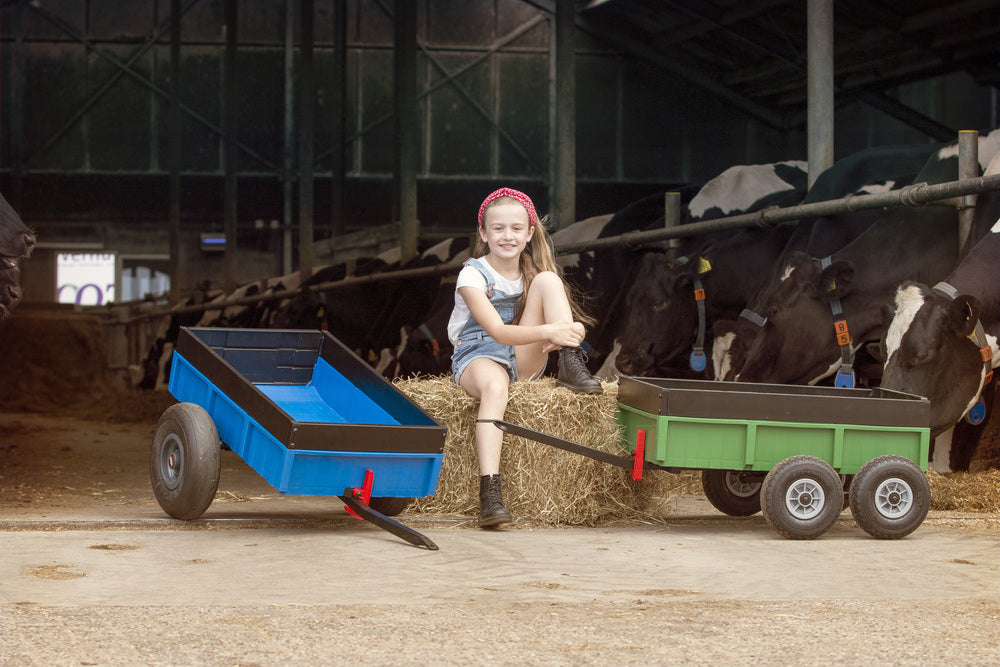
[
  {"x1": 957, "y1": 130, "x2": 979, "y2": 254},
  {"x1": 329, "y1": 0, "x2": 347, "y2": 238},
  {"x1": 116, "y1": 173, "x2": 1000, "y2": 323},
  {"x1": 555, "y1": 172, "x2": 1000, "y2": 254},
  {"x1": 394, "y1": 0, "x2": 419, "y2": 263},
  {"x1": 807, "y1": 0, "x2": 834, "y2": 189},
  {"x1": 222, "y1": 0, "x2": 239, "y2": 292},
  {"x1": 664, "y1": 191, "x2": 681, "y2": 255},
  {"x1": 298, "y1": 0, "x2": 316, "y2": 280},
  {"x1": 554, "y1": 0, "x2": 576, "y2": 230},
  {"x1": 169, "y1": 0, "x2": 182, "y2": 303},
  {"x1": 282, "y1": 0, "x2": 295, "y2": 275}
]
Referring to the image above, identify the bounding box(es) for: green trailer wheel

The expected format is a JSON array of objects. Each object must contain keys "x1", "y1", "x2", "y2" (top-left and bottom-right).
[
  {"x1": 702, "y1": 469, "x2": 764, "y2": 516},
  {"x1": 760, "y1": 455, "x2": 843, "y2": 540},
  {"x1": 849, "y1": 455, "x2": 930, "y2": 539},
  {"x1": 150, "y1": 402, "x2": 221, "y2": 520}
]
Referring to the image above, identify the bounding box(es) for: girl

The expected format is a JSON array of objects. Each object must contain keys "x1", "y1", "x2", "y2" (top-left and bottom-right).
[{"x1": 447, "y1": 187, "x2": 601, "y2": 528}]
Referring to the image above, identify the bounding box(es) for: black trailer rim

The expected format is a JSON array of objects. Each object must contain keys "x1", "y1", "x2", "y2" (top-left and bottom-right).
[{"x1": 157, "y1": 433, "x2": 184, "y2": 491}]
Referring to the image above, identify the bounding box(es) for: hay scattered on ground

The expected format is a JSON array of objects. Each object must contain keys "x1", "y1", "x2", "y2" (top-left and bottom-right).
[
  {"x1": 394, "y1": 375, "x2": 689, "y2": 526},
  {"x1": 928, "y1": 469, "x2": 1000, "y2": 513}
]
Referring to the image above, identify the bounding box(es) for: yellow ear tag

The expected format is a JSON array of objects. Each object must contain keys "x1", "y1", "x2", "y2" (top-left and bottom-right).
[
  {"x1": 697, "y1": 257, "x2": 712, "y2": 274},
  {"x1": 827, "y1": 280, "x2": 836, "y2": 292}
]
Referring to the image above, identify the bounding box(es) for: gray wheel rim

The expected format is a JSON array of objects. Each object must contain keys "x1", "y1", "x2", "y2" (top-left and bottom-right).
[
  {"x1": 158, "y1": 433, "x2": 184, "y2": 491},
  {"x1": 874, "y1": 477, "x2": 913, "y2": 519},
  {"x1": 725, "y1": 471, "x2": 761, "y2": 498},
  {"x1": 784, "y1": 478, "x2": 826, "y2": 519}
]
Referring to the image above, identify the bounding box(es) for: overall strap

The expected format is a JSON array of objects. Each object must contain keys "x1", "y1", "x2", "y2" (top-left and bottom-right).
[{"x1": 464, "y1": 257, "x2": 496, "y2": 299}]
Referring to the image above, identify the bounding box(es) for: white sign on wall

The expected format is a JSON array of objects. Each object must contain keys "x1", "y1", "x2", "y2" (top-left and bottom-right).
[{"x1": 57, "y1": 253, "x2": 116, "y2": 306}]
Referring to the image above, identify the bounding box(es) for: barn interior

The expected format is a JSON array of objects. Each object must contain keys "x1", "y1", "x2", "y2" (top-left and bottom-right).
[{"x1": 1, "y1": 1, "x2": 999, "y2": 479}]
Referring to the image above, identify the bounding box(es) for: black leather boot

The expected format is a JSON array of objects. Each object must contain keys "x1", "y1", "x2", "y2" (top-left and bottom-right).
[
  {"x1": 557, "y1": 346, "x2": 603, "y2": 394},
  {"x1": 479, "y1": 474, "x2": 512, "y2": 528}
]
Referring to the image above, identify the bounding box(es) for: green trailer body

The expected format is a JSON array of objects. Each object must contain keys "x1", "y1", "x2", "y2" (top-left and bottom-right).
[{"x1": 616, "y1": 377, "x2": 930, "y2": 475}]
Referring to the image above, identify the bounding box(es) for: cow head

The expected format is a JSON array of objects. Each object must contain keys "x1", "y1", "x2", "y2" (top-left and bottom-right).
[
  {"x1": 1, "y1": 194, "x2": 36, "y2": 269},
  {"x1": 738, "y1": 252, "x2": 857, "y2": 385},
  {"x1": 616, "y1": 253, "x2": 701, "y2": 376},
  {"x1": 711, "y1": 317, "x2": 759, "y2": 381},
  {"x1": 881, "y1": 282, "x2": 992, "y2": 436}
]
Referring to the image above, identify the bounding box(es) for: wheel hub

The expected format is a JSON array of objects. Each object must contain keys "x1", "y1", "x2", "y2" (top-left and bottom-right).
[
  {"x1": 785, "y1": 479, "x2": 825, "y2": 519},
  {"x1": 874, "y1": 477, "x2": 912, "y2": 519}
]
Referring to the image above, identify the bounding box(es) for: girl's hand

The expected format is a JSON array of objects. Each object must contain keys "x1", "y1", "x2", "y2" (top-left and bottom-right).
[{"x1": 545, "y1": 321, "x2": 585, "y2": 350}]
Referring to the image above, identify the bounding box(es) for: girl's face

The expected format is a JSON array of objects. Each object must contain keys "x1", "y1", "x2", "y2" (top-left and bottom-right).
[{"x1": 480, "y1": 202, "x2": 534, "y2": 261}]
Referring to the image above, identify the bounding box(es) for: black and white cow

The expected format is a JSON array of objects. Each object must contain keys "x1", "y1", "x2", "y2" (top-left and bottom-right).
[
  {"x1": 711, "y1": 142, "x2": 947, "y2": 380},
  {"x1": 880, "y1": 154, "x2": 1000, "y2": 468},
  {"x1": 736, "y1": 135, "x2": 1000, "y2": 387},
  {"x1": 613, "y1": 161, "x2": 809, "y2": 377},
  {"x1": 1, "y1": 193, "x2": 36, "y2": 319}
]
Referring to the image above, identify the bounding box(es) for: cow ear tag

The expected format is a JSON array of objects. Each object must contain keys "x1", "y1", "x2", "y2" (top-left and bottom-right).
[
  {"x1": 689, "y1": 350, "x2": 706, "y2": 372},
  {"x1": 965, "y1": 397, "x2": 986, "y2": 425},
  {"x1": 697, "y1": 257, "x2": 712, "y2": 274}
]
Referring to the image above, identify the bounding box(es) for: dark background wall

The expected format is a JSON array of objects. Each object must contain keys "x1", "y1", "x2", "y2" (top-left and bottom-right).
[{"x1": 2, "y1": 0, "x2": 997, "y2": 298}]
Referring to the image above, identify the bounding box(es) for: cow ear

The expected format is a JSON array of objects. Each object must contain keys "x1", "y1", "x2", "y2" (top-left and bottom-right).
[
  {"x1": 866, "y1": 340, "x2": 886, "y2": 364},
  {"x1": 817, "y1": 261, "x2": 854, "y2": 299},
  {"x1": 947, "y1": 295, "x2": 980, "y2": 337}
]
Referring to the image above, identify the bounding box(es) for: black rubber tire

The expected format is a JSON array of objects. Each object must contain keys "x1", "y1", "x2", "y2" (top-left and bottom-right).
[
  {"x1": 368, "y1": 497, "x2": 413, "y2": 517},
  {"x1": 849, "y1": 456, "x2": 930, "y2": 539},
  {"x1": 760, "y1": 455, "x2": 843, "y2": 540},
  {"x1": 701, "y1": 469, "x2": 764, "y2": 516},
  {"x1": 150, "y1": 402, "x2": 221, "y2": 520}
]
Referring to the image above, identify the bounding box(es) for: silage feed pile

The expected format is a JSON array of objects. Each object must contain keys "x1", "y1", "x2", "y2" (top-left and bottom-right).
[{"x1": 394, "y1": 376, "x2": 692, "y2": 526}]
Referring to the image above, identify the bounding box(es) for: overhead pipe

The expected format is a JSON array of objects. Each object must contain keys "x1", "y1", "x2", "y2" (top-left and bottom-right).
[{"x1": 123, "y1": 171, "x2": 1000, "y2": 324}]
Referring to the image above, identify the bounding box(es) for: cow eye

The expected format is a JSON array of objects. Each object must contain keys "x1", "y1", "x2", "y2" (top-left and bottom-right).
[
  {"x1": 766, "y1": 306, "x2": 781, "y2": 318},
  {"x1": 652, "y1": 300, "x2": 668, "y2": 312}
]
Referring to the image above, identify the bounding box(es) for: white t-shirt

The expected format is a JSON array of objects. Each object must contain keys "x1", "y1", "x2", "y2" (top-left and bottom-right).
[{"x1": 447, "y1": 260, "x2": 523, "y2": 344}]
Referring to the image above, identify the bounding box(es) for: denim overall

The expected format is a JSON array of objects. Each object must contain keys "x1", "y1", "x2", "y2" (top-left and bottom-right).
[{"x1": 451, "y1": 257, "x2": 523, "y2": 385}]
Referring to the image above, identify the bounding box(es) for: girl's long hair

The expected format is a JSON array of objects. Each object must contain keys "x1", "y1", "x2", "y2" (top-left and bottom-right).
[{"x1": 475, "y1": 197, "x2": 595, "y2": 326}]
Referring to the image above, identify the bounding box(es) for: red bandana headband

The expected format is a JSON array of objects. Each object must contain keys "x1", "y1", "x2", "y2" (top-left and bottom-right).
[{"x1": 477, "y1": 187, "x2": 538, "y2": 229}]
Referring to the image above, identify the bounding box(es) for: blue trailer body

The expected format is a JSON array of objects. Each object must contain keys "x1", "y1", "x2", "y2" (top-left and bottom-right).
[{"x1": 168, "y1": 327, "x2": 445, "y2": 499}]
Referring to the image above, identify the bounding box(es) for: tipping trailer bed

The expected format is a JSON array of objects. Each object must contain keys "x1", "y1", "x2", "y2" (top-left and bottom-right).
[
  {"x1": 487, "y1": 377, "x2": 932, "y2": 540},
  {"x1": 150, "y1": 327, "x2": 446, "y2": 549}
]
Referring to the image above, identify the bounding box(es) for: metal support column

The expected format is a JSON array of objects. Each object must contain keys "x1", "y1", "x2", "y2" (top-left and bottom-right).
[
  {"x1": 282, "y1": 0, "x2": 295, "y2": 275},
  {"x1": 169, "y1": 0, "x2": 182, "y2": 302},
  {"x1": 10, "y1": 0, "x2": 26, "y2": 208},
  {"x1": 554, "y1": 0, "x2": 576, "y2": 230},
  {"x1": 958, "y1": 130, "x2": 979, "y2": 255},
  {"x1": 298, "y1": 0, "x2": 315, "y2": 280},
  {"x1": 664, "y1": 192, "x2": 681, "y2": 257},
  {"x1": 394, "y1": 0, "x2": 419, "y2": 263},
  {"x1": 330, "y1": 0, "x2": 347, "y2": 238},
  {"x1": 223, "y1": 0, "x2": 239, "y2": 291},
  {"x1": 807, "y1": 0, "x2": 834, "y2": 190}
]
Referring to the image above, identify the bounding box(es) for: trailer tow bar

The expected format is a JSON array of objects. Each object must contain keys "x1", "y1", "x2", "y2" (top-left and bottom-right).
[
  {"x1": 342, "y1": 470, "x2": 439, "y2": 550},
  {"x1": 481, "y1": 420, "x2": 655, "y2": 481}
]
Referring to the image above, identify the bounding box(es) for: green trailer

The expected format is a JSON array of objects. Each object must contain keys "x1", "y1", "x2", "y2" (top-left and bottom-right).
[{"x1": 487, "y1": 376, "x2": 932, "y2": 540}]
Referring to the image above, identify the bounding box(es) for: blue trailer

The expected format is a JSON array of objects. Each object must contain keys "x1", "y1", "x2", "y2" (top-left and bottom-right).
[{"x1": 150, "y1": 327, "x2": 446, "y2": 549}]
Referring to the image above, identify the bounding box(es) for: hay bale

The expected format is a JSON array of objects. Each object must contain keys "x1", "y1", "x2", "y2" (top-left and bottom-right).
[
  {"x1": 0, "y1": 309, "x2": 176, "y2": 423},
  {"x1": 928, "y1": 469, "x2": 1000, "y2": 513},
  {"x1": 394, "y1": 376, "x2": 687, "y2": 525}
]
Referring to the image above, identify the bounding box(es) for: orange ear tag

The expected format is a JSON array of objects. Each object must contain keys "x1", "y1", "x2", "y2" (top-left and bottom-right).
[{"x1": 833, "y1": 319, "x2": 851, "y2": 346}]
